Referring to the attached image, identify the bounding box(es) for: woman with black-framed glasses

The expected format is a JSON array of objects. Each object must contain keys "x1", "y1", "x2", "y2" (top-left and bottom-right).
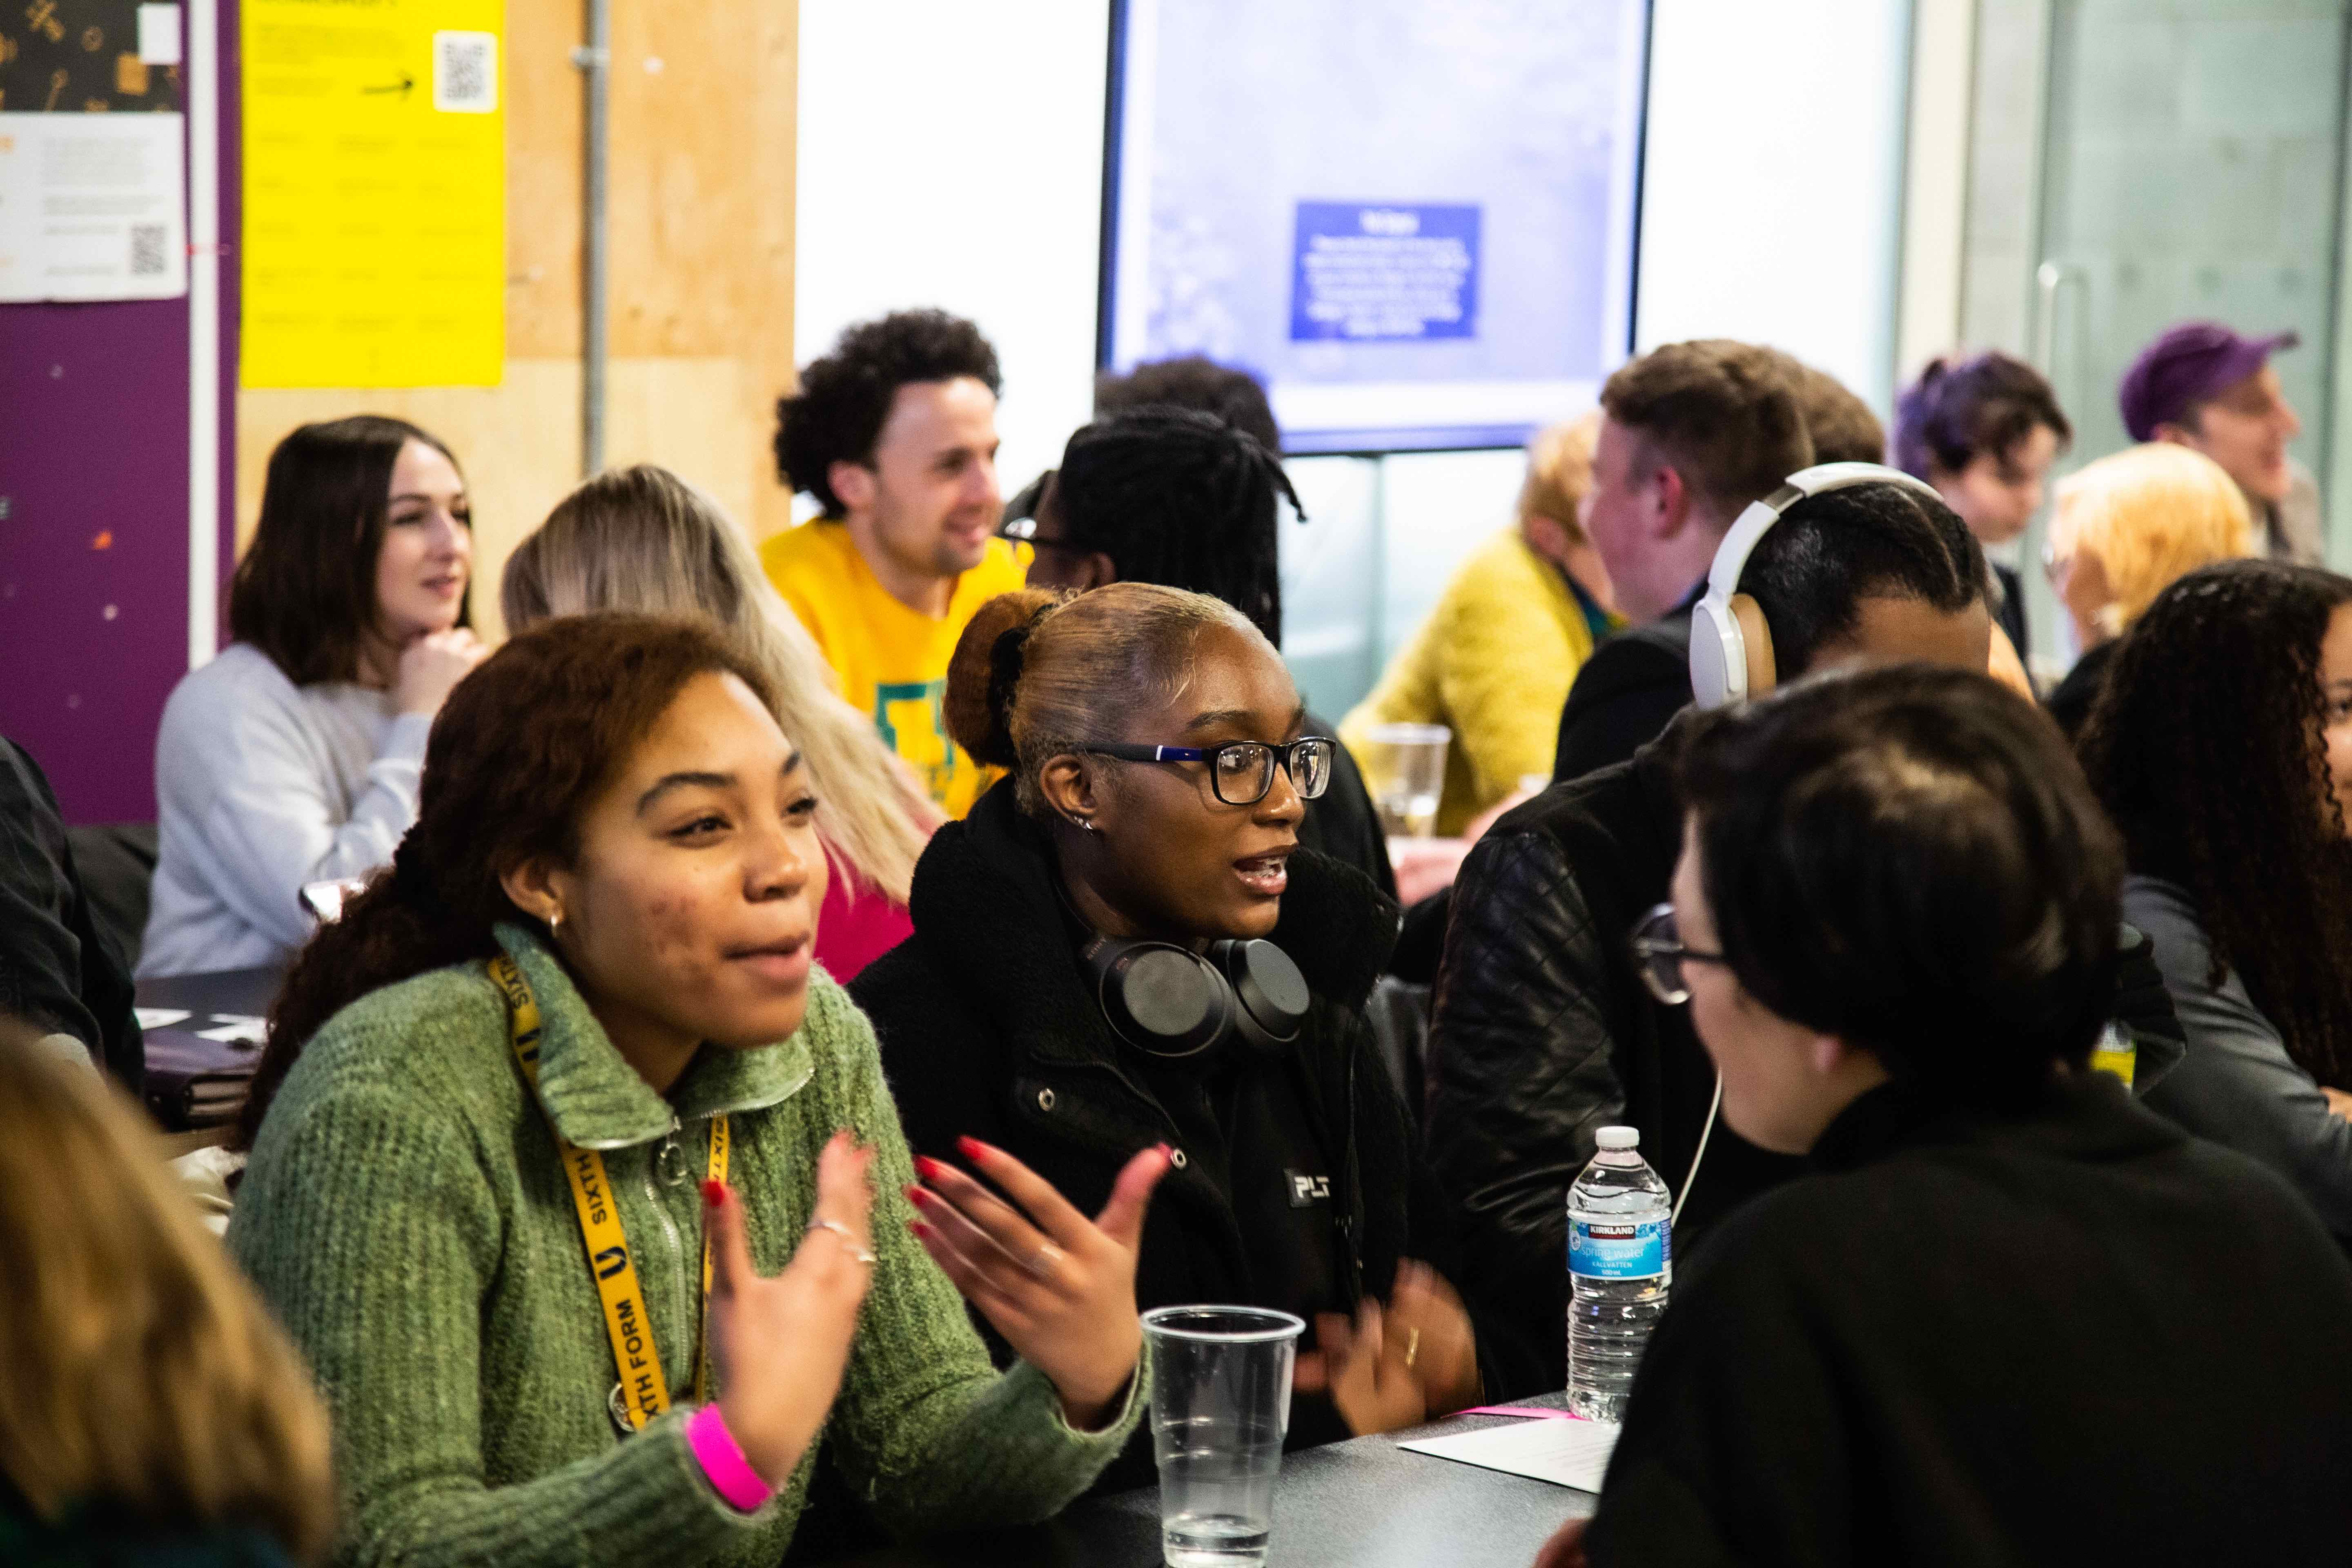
[{"x1": 852, "y1": 582, "x2": 1491, "y2": 1494}]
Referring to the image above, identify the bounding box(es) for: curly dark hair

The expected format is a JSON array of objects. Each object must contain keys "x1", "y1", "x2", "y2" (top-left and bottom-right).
[
  {"x1": 1892, "y1": 351, "x2": 2072, "y2": 482},
  {"x1": 1051, "y1": 407, "x2": 1302, "y2": 644},
  {"x1": 1095, "y1": 356, "x2": 1281, "y2": 454},
  {"x1": 2079, "y1": 559, "x2": 2352, "y2": 1088},
  {"x1": 1682, "y1": 664, "x2": 2123, "y2": 1105},
  {"x1": 773, "y1": 309, "x2": 1002, "y2": 515},
  {"x1": 235, "y1": 613, "x2": 777, "y2": 1149}
]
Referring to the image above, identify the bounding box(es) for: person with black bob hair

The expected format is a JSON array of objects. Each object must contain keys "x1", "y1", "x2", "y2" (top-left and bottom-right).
[
  {"x1": 1005, "y1": 405, "x2": 1395, "y2": 901},
  {"x1": 1536, "y1": 664, "x2": 2352, "y2": 1568},
  {"x1": 2081, "y1": 559, "x2": 2352, "y2": 1243},
  {"x1": 142, "y1": 414, "x2": 486, "y2": 977},
  {"x1": 853, "y1": 582, "x2": 1490, "y2": 1493}
]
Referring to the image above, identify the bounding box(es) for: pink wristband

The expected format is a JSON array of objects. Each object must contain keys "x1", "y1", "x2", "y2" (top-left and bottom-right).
[{"x1": 686, "y1": 1403, "x2": 775, "y2": 1513}]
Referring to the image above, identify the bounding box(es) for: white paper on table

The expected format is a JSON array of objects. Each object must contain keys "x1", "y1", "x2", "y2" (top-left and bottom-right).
[
  {"x1": 196, "y1": 1020, "x2": 267, "y2": 1046},
  {"x1": 0, "y1": 111, "x2": 189, "y2": 302},
  {"x1": 134, "y1": 1007, "x2": 192, "y2": 1029},
  {"x1": 1398, "y1": 1417, "x2": 1620, "y2": 1492}
]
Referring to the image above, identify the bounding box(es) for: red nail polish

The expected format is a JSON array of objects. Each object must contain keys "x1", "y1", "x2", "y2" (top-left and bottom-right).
[
  {"x1": 956, "y1": 1136, "x2": 989, "y2": 1163},
  {"x1": 904, "y1": 1184, "x2": 929, "y2": 1207},
  {"x1": 909, "y1": 1219, "x2": 933, "y2": 1239},
  {"x1": 914, "y1": 1155, "x2": 944, "y2": 1182},
  {"x1": 701, "y1": 1178, "x2": 726, "y2": 1207}
]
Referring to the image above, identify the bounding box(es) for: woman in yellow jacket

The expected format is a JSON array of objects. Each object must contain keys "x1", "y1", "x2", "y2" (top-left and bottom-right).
[{"x1": 1342, "y1": 414, "x2": 1619, "y2": 836}]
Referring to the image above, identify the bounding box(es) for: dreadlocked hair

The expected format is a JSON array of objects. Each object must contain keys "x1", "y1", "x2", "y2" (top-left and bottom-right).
[
  {"x1": 1051, "y1": 407, "x2": 1303, "y2": 646},
  {"x1": 236, "y1": 613, "x2": 780, "y2": 1149},
  {"x1": 2079, "y1": 559, "x2": 2352, "y2": 1088}
]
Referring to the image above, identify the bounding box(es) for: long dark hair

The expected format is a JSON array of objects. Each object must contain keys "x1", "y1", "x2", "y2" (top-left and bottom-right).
[
  {"x1": 2080, "y1": 560, "x2": 2352, "y2": 1087},
  {"x1": 228, "y1": 416, "x2": 471, "y2": 686},
  {"x1": 236, "y1": 613, "x2": 778, "y2": 1148}
]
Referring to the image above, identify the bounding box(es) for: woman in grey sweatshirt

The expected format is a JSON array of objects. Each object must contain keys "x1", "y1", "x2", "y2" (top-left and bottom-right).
[
  {"x1": 2080, "y1": 559, "x2": 2352, "y2": 1243},
  {"x1": 140, "y1": 417, "x2": 486, "y2": 977}
]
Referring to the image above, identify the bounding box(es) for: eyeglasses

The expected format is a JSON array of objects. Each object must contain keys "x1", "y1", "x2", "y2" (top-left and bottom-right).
[
  {"x1": 1628, "y1": 902, "x2": 1728, "y2": 1006},
  {"x1": 1085, "y1": 737, "x2": 1336, "y2": 806},
  {"x1": 999, "y1": 514, "x2": 1089, "y2": 557}
]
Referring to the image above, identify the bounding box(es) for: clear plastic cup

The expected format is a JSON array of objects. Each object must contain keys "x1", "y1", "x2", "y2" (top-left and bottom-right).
[
  {"x1": 1142, "y1": 1305, "x2": 1305, "y2": 1568},
  {"x1": 1358, "y1": 722, "x2": 1451, "y2": 839}
]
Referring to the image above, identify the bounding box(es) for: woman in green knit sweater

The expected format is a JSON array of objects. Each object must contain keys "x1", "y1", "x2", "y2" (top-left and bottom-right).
[{"x1": 227, "y1": 614, "x2": 1169, "y2": 1566}]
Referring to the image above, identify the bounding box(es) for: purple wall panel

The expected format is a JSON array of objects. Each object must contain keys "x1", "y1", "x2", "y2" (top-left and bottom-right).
[{"x1": 0, "y1": 0, "x2": 239, "y2": 826}]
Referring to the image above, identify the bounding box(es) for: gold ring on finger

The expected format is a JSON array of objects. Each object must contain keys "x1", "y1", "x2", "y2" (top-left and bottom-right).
[
  {"x1": 1404, "y1": 1327, "x2": 1421, "y2": 1370},
  {"x1": 809, "y1": 1216, "x2": 877, "y2": 1266}
]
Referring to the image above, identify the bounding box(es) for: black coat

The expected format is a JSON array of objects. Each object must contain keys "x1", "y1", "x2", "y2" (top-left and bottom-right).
[
  {"x1": 1426, "y1": 724, "x2": 1799, "y2": 1398},
  {"x1": 0, "y1": 739, "x2": 141, "y2": 1089},
  {"x1": 853, "y1": 780, "x2": 1465, "y2": 1490},
  {"x1": 1588, "y1": 1073, "x2": 2352, "y2": 1566},
  {"x1": 1552, "y1": 586, "x2": 1700, "y2": 783}
]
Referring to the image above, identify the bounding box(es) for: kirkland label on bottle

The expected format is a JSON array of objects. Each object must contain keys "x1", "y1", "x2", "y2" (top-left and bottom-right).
[{"x1": 1568, "y1": 1217, "x2": 1670, "y2": 1280}]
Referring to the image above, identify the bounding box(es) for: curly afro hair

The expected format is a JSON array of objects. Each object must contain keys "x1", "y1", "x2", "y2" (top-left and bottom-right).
[
  {"x1": 2080, "y1": 559, "x2": 2352, "y2": 1088},
  {"x1": 774, "y1": 310, "x2": 1001, "y2": 515}
]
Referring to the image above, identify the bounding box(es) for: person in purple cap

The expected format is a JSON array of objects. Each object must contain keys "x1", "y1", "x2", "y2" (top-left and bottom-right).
[{"x1": 2119, "y1": 321, "x2": 2322, "y2": 565}]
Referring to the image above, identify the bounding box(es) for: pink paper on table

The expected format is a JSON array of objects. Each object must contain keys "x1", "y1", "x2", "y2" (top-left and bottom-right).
[{"x1": 1459, "y1": 1405, "x2": 1587, "y2": 1421}]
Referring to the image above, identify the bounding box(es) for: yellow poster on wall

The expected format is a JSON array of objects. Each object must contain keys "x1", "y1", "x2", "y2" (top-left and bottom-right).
[{"x1": 240, "y1": 0, "x2": 503, "y2": 388}]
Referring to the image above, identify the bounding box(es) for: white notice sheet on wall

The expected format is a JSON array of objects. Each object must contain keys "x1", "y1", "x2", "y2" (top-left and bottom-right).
[{"x1": 0, "y1": 111, "x2": 188, "y2": 301}]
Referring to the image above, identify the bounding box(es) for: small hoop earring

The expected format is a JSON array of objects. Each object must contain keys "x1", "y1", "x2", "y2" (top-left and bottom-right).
[
  {"x1": 547, "y1": 909, "x2": 564, "y2": 935},
  {"x1": 1076, "y1": 817, "x2": 1096, "y2": 833}
]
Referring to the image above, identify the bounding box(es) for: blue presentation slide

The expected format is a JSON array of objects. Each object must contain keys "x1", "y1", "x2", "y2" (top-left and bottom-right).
[{"x1": 1103, "y1": 0, "x2": 1650, "y2": 454}]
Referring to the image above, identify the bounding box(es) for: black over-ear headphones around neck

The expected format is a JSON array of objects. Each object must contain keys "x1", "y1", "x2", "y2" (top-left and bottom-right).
[{"x1": 1082, "y1": 934, "x2": 1312, "y2": 1060}]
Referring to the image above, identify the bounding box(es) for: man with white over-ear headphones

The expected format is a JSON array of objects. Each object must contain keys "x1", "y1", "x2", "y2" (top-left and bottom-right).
[
  {"x1": 1551, "y1": 341, "x2": 1815, "y2": 783},
  {"x1": 1421, "y1": 471, "x2": 2191, "y2": 1400}
]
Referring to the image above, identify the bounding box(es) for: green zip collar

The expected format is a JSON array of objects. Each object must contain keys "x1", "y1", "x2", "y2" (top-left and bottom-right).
[{"x1": 493, "y1": 922, "x2": 814, "y2": 1150}]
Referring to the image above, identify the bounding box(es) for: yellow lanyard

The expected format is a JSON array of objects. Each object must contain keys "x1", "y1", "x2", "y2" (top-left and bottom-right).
[{"x1": 491, "y1": 955, "x2": 729, "y2": 1432}]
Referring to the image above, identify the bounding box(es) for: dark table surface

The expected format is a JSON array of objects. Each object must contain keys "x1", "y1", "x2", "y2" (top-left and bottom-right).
[
  {"x1": 820, "y1": 1394, "x2": 1592, "y2": 1568},
  {"x1": 135, "y1": 962, "x2": 286, "y2": 1021}
]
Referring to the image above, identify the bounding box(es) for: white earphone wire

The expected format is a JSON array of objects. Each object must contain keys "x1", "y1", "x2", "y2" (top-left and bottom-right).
[{"x1": 1673, "y1": 1072, "x2": 1723, "y2": 1227}]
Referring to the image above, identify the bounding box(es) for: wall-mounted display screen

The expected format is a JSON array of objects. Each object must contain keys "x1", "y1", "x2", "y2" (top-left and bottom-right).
[{"x1": 1101, "y1": 0, "x2": 1652, "y2": 454}]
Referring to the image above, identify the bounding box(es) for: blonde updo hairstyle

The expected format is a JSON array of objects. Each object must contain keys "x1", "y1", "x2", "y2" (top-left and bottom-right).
[
  {"x1": 2048, "y1": 443, "x2": 2257, "y2": 638},
  {"x1": 945, "y1": 583, "x2": 1272, "y2": 820}
]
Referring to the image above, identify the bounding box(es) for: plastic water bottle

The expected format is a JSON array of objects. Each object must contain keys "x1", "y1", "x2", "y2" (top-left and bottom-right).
[{"x1": 1566, "y1": 1125, "x2": 1671, "y2": 1422}]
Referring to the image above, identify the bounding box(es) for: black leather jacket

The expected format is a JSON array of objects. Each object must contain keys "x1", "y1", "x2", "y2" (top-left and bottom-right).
[{"x1": 1424, "y1": 718, "x2": 2189, "y2": 1399}]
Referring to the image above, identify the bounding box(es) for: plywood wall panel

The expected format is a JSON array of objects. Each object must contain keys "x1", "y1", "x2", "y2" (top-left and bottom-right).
[
  {"x1": 505, "y1": 0, "x2": 584, "y2": 357},
  {"x1": 233, "y1": 0, "x2": 800, "y2": 628}
]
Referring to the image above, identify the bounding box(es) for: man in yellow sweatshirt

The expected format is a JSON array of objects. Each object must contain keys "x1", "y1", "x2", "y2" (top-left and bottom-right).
[{"x1": 765, "y1": 310, "x2": 1027, "y2": 818}]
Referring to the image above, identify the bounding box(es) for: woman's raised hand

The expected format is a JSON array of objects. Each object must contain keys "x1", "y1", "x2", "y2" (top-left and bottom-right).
[
  {"x1": 1295, "y1": 1259, "x2": 1482, "y2": 1437},
  {"x1": 706, "y1": 1130, "x2": 877, "y2": 1486},
  {"x1": 908, "y1": 1138, "x2": 1172, "y2": 1430}
]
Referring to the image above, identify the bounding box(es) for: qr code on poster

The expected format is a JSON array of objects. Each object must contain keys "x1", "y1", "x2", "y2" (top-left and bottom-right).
[
  {"x1": 129, "y1": 224, "x2": 168, "y2": 276},
  {"x1": 433, "y1": 31, "x2": 498, "y2": 114}
]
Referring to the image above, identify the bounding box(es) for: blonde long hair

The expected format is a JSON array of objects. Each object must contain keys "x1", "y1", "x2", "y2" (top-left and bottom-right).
[
  {"x1": 504, "y1": 466, "x2": 931, "y2": 901},
  {"x1": 0, "y1": 1023, "x2": 335, "y2": 1559}
]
